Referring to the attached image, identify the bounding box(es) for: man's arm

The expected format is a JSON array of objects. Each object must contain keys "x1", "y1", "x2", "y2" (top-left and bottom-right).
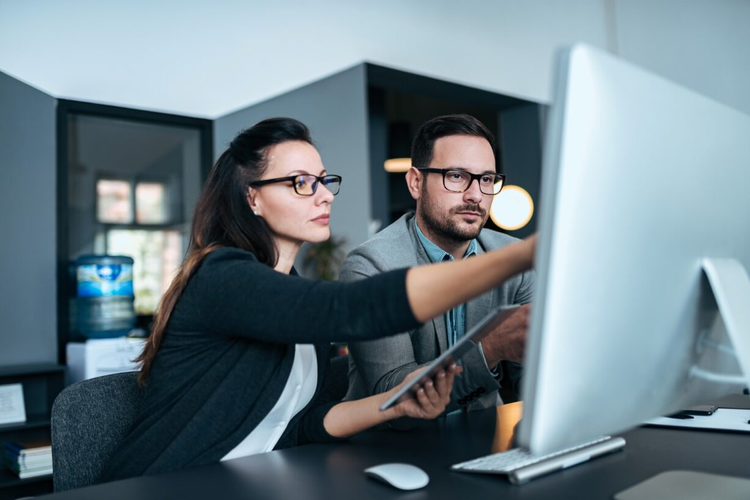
[
  {"x1": 340, "y1": 249, "x2": 424, "y2": 397},
  {"x1": 514, "y1": 269, "x2": 536, "y2": 304},
  {"x1": 341, "y1": 248, "x2": 501, "y2": 424}
]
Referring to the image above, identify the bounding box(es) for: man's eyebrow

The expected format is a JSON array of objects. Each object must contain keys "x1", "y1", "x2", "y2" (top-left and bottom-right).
[{"x1": 446, "y1": 166, "x2": 497, "y2": 175}]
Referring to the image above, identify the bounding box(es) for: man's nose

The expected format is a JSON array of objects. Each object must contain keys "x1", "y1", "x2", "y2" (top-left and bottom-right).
[{"x1": 463, "y1": 179, "x2": 483, "y2": 203}]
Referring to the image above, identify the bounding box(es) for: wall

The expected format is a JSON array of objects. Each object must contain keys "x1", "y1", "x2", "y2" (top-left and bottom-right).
[
  {"x1": 213, "y1": 65, "x2": 370, "y2": 272},
  {"x1": 0, "y1": 71, "x2": 57, "y2": 367},
  {"x1": 2, "y1": 1, "x2": 746, "y2": 119},
  {"x1": 614, "y1": 0, "x2": 750, "y2": 116},
  {"x1": 0, "y1": 0, "x2": 613, "y2": 117}
]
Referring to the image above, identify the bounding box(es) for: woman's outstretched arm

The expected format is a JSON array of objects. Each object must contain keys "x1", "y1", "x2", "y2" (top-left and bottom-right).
[{"x1": 406, "y1": 234, "x2": 536, "y2": 322}]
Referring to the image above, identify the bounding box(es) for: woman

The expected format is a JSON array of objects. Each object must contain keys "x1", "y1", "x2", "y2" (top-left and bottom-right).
[{"x1": 100, "y1": 118, "x2": 535, "y2": 482}]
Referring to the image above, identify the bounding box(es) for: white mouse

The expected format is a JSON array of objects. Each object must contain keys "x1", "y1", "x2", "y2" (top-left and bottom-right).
[{"x1": 364, "y1": 463, "x2": 430, "y2": 490}]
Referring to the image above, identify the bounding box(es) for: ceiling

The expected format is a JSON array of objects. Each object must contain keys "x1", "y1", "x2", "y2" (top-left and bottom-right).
[{"x1": 0, "y1": 0, "x2": 614, "y2": 118}]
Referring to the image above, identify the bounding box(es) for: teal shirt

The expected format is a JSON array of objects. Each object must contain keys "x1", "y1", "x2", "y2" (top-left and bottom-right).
[{"x1": 414, "y1": 219, "x2": 478, "y2": 347}]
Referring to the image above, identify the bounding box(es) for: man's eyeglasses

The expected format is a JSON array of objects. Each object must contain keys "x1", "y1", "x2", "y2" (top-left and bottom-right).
[
  {"x1": 415, "y1": 167, "x2": 506, "y2": 195},
  {"x1": 250, "y1": 174, "x2": 342, "y2": 196}
]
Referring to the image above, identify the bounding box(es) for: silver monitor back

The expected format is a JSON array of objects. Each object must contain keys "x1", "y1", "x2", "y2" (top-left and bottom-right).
[{"x1": 518, "y1": 44, "x2": 750, "y2": 454}]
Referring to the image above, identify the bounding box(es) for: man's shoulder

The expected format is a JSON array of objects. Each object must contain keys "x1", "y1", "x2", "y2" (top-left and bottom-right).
[
  {"x1": 363, "y1": 214, "x2": 414, "y2": 246},
  {"x1": 351, "y1": 214, "x2": 415, "y2": 253},
  {"x1": 342, "y1": 214, "x2": 418, "y2": 274}
]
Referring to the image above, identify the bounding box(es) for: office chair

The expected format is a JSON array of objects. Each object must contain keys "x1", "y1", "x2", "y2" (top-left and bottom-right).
[{"x1": 51, "y1": 371, "x2": 143, "y2": 492}]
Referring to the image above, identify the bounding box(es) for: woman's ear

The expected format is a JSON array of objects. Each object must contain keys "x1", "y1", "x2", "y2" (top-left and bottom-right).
[
  {"x1": 405, "y1": 167, "x2": 423, "y2": 201},
  {"x1": 247, "y1": 187, "x2": 261, "y2": 216}
]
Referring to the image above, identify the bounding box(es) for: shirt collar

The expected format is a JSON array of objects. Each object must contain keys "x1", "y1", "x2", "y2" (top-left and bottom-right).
[{"x1": 414, "y1": 217, "x2": 478, "y2": 263}]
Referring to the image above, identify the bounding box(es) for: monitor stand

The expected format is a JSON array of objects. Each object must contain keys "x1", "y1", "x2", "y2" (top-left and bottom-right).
[
  {"x1": 702, "y1": 258, "x2": 750, "y2": 388},
  {"x1": 615, "y1": 470, "x2": 750, "y2": 499}
]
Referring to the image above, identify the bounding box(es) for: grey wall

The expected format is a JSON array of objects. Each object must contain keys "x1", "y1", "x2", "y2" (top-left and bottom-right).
[
  {"x1": 615, "y1": 0, "x2": 750, "y2": 116},
  {"x1": 0, "y1": 72, "x2": 57, "y2": 367},
  {"x1": 214, "y1": 65, "x2": 370, "y2": 274}
]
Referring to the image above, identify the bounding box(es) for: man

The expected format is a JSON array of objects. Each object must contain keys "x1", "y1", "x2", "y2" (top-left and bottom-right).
[{"x1": 341, "y1": 114, "x2": 534, "y2": 423}]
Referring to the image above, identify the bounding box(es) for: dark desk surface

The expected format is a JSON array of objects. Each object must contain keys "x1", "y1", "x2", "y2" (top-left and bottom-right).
[{"x1": 42, "y1": 395, "x2": 750, "y2": 500}]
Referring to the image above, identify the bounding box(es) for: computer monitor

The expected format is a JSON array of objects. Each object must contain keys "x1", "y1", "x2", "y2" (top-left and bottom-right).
[{"x1": 517, "y1": 44, "x2": 750, "y2": 454}]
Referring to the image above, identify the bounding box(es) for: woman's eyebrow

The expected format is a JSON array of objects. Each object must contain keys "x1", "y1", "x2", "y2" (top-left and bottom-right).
[{"x1": 285, "y1": 169, "x2": 327, "y2": 176}]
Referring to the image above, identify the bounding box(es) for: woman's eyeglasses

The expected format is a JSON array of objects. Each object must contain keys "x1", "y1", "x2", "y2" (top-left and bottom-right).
[{"x1": 250, "y1": 174, "x2": 342, "y2": 196}]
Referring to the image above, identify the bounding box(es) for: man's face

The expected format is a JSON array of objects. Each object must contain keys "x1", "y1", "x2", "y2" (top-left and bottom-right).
[{"x1": 418, "y1": 134, "x2": 496, "y2": 244}]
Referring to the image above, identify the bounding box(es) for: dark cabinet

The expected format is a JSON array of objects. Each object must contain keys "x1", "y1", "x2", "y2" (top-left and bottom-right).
[{"x1": 0, "y1": 364, "x2": 65, "y2": 498}]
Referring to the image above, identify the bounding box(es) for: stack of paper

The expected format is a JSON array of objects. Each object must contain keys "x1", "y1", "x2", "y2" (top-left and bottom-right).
[{"x1": 4, "y1": 440, "x2": 53, "y2": 479}]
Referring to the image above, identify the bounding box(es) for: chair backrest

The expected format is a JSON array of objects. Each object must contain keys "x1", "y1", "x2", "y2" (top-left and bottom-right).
[{"x1": 51, "y1": 371, "x2": 143, "y2": 492}]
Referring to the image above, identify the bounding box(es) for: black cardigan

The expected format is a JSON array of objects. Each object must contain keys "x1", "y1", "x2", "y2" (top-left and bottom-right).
[{"x1": 99, "y1": 247, "x2": 419, "y2": 482}]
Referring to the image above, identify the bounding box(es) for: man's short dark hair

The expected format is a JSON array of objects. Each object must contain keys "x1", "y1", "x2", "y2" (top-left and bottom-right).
[{"x1": 411, "y1": 114, "x2": 496, "y2": 169}]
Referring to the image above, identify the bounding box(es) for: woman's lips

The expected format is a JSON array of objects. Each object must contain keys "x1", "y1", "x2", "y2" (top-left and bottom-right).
[{"x1": 312, "y1": 214, "x2": 330, "y2": 224}]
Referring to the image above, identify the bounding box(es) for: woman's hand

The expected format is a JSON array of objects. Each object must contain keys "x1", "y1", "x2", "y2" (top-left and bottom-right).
[
  {"x1": 323, "y1": 363, "x2": 463, "y2": 438},
  {"x1": 385, "y1": 363, "x2": 463, "y2": 420}
]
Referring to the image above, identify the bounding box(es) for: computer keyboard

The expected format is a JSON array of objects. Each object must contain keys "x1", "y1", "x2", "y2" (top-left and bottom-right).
[{"x1": 451, "y1": 435, "x2": 626, "y2": 485}]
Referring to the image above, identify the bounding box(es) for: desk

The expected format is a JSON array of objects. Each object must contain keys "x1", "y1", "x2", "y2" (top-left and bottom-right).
[{"x1": 41, "y1": 396, "x2": 750, "y2": 500}]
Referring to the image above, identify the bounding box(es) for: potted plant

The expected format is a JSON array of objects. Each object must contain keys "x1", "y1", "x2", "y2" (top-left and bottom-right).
[{"x1": 302, "y1": 235, "x2": 347, "y2": 281}]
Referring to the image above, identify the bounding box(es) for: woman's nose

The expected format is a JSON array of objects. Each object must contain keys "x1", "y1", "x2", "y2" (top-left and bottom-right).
[{"x1": 316, "y1": 183, "x2": 335, "y2": 204}]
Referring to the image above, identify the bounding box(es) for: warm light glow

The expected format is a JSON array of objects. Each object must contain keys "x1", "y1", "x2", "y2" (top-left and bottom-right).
[
  {"x1": 492, "y1": 401, "x2": 523, "y2": 454},
  {"x1": 490, "y1": 185, "x2": 534, "y2": 231},
  {"x1": 384, "y1": 158, "x2": 412, "y2": 173}
]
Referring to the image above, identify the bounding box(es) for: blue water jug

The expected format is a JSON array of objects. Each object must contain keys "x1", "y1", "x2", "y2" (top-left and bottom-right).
[{"x1": 75, "y1": 255, "x2": 136, "y2": 338}]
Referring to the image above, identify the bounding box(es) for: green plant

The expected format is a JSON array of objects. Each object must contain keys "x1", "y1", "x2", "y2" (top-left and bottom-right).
[{"x1": 302, "y1": 235, "x2": 347, "y2": 281}]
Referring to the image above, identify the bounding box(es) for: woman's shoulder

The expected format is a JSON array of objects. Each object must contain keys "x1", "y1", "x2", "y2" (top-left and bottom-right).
[
  {"x1": 201, "y1": 246, "x2": 263, "y2": 268},
  {"x1": 205, "y1": 246, "x2": 259, "y2": 263},
  {"x1": 196, "y1": 246, "x2": 265, "y2": 279}
]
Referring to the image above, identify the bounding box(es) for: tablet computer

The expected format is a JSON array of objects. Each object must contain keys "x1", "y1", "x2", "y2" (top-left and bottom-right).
[{"x1": 379, "y1": 304, "x2": 522, "y2": 411}]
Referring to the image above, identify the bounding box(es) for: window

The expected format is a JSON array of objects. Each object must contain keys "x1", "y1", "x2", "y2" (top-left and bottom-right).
[
  {"x1": 96, "y1": 178, "x2": 173, "y2": 226},
  {"x1": 135, "y1": 182, "x2": 168, "y2": 224},
  {"x1": 96, "y1": 179, "x2": 132, "y2": 224}
]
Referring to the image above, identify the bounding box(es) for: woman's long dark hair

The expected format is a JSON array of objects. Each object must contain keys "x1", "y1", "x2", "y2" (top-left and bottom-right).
[{"x1": 136, "y1": 117, "x2": 314, "y2": 386}]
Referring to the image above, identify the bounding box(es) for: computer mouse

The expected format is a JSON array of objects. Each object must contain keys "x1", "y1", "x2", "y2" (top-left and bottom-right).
[{"x1": 364, "y1": 463, "x2": 430, "y2": 490}]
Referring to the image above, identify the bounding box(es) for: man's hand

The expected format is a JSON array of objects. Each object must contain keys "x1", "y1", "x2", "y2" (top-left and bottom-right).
[{"x1": 480, "y1": 303, "x2": 531, "y2": 367}]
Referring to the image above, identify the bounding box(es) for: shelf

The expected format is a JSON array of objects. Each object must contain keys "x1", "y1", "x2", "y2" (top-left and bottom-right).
[
  {"x1": 0, "y1": 413, "x2": 51, "y2": 433},
  {"x1": 0, "y1": 363, "x2": 64, "y2": 378},
  {"x1": 0, "y1": 467, "x2": 52, "y2": 490},
  {"x1": 0, "y1": 364, "x2": 62, "y2": 497}
]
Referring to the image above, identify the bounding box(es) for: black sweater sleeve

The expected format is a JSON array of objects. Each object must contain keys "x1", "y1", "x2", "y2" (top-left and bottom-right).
[
  {"x1": 181, "y1": 247, "x2": 420, "y2": 344},
  {"x1": 295, "y1": 355, "x2": 351, "y2": 446}
]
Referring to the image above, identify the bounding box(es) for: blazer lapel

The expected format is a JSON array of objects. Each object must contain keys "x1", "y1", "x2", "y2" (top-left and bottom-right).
[
  {"x1": 465, "y1": 244, "x2": 495, "y2": 333},
  {"x1": 407, "y1": 214, "x2": 449, "y2": 354}
]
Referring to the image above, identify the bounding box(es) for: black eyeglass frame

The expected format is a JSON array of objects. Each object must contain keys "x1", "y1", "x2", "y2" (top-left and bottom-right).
[
  {"x1": 415, "y1": 167, "x2": 506, "y2": 195},
  {"x1": 249, "y1": 174, "x2": 343, "y2": 196}
]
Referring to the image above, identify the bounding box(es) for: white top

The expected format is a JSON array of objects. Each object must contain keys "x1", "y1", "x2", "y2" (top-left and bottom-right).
[{"x1": 221, "y1": 344, "x2": 318, "y2": 461}]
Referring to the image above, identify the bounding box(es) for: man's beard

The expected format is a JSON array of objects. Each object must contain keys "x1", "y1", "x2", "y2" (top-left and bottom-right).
[{"x1": 418, "y1": 188, "x2": 487, "y2": 244}]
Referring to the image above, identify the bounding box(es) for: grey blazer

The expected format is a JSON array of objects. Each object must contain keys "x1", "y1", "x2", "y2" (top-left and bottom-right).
[{"x1": 341, "y1": 213, "x2": 535, "y2": 423}]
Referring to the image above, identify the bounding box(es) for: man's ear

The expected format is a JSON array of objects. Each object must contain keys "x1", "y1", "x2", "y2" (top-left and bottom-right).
[{"x1": 405, "y1": 167, "x2": 423, "y2": 201}]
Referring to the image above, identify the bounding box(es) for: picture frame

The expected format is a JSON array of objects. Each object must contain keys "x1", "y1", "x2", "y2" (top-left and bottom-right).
[{"x1": 0, "y1": 383, "x2": 26, "y2": 425}]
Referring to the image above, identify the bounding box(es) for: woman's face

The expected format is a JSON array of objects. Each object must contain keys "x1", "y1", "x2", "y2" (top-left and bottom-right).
[{"x1": 248, "y1": 141, "x2": 335, "y2": 246}]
